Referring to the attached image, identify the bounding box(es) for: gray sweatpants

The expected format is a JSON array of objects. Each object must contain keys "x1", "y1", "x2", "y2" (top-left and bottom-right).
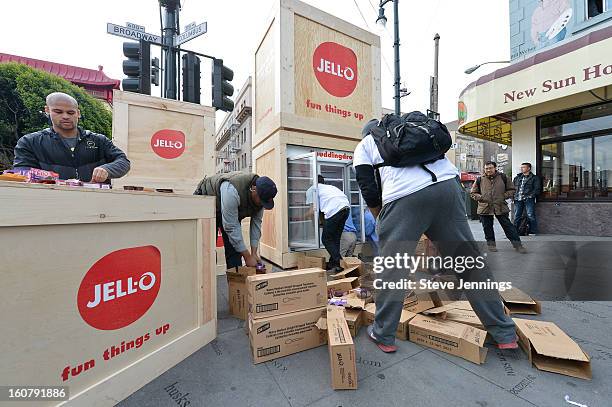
[{"x1": 372, "y1": 178, "x2": 516, "y2": 346}]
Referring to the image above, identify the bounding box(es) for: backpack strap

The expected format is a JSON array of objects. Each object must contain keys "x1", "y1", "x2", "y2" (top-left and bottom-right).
[{"x1": 421, "y1": 164, "x2": 437, "y2": 182}]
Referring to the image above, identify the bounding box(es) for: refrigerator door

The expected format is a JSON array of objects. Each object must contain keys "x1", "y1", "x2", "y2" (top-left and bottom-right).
[{"x1": 287, "y1": 152, "x2": 320, "y2": 250}]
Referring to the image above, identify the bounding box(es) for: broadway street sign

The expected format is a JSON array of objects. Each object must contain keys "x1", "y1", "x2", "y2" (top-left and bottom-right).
[{"x1": 107, "y1": 23, "x2": 162, "y2": 45}]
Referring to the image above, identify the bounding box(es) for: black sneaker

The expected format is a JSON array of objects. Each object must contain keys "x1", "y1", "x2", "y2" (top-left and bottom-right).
[{"x1": 326, "y1": 266, "x2": 344, "y2": 274}]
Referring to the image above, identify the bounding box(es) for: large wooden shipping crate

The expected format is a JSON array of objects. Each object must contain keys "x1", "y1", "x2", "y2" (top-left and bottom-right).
[
  {"x1": 0, "y1": 182, "x2": 216, "y2": 406},
  {"x1": 111, "y1": 90, "x2": 216, "y2": 194},
  {"x1": 252, "y1": 0, "x2": 381, "y2": 268}
]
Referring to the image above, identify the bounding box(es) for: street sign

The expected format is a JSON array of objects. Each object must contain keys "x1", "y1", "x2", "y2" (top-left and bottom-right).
[
  {"x1": 175, "y1": 22, "x2": 207, "y2": 46},
  {"x1": 107, "y1": 23, "x2": 162, "y2": 45}
]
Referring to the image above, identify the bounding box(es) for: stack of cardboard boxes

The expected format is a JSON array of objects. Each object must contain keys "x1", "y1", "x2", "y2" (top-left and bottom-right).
[{"x1": 246, "y1": 268, "x2": 328, "y2": 364}]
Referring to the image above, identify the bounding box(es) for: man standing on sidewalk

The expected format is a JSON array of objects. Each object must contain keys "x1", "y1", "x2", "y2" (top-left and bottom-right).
[
  {"x1": 513, "y1": 162, "x2": 541, "y2": 235},
  {"x1": 355, "y1": 117, "x2": 517, "y2": 354},
  {"x1": 306, "y1": 176, "x2": 350, "y2": 273},
  {"x1": 471, "y1": 162, "x2": 526, "y2": 253}
]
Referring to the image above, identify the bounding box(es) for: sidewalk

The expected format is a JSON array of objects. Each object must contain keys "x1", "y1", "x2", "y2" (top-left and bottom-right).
[{"x1": 119, "y1": 222, "x2": 612, "y2": 407}]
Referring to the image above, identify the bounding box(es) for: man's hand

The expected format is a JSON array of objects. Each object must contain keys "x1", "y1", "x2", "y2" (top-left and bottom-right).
[
  {"x1": 251, "y1": 247, "x2": 262, "y2": 264},
  {"x1": 242, "y1": 252, "x2": 258, "y2": 267},
  {"x1": 91, "y1": 167, "x2": 109, "y2": 183}
]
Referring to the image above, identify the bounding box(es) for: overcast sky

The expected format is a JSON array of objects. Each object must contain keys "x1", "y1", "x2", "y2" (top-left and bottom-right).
[{"x1": 2, "y1": 0, "x2": 510, "y2": 126}]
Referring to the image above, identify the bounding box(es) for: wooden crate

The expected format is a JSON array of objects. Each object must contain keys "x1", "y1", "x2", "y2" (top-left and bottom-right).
[
  {"x1": 253, "y1": 0, "x2": 381, "y2": 149},
  {"x1": 111, "y1": 90, "x2": 216, "y2": 194},
  {"x1": 253, "y1": 130, "x2": 361, "y2": 269},
  {"x1": 0, "y1": 182, "x2": 216, "y2": 406}
]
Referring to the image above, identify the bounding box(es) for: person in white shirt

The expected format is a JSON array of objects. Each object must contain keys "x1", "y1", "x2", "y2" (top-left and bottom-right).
[
  {"x1": 306, "y1": 175, "x2": 350, "y2": 272},
  {"x1": 354, "y1": 118, "x2": 517, "y2": 354}
]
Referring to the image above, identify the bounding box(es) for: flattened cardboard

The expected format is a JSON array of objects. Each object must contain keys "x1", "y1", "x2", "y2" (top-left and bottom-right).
[
  {"x1": 327, "y1": 277, "x2": 359, "y2": 294},
  {"x1": 499, "y1": 287, "x2": 541, "y2": 315},
  {"x1": 332, "y1": 265, "x2": 361, "y2": 280},
  {"x1": 409, "y1": 315, "x2": 488, "y2": 364},
  {"x1": 514, "y1": 318, "x2": 591, "y2": 380},
  {"x1": 227, "y1": 266, "x2": 266, "y2": 320},
  {"x1": 249, "y1": 307, "x2": 327, "y2": 364},
  {"x1": 340, "y1": 257, "x2": 364, "y2": 274},
  {"x1": 297, "y1": 253, "x2": 326, "y2": 269},
  {"x1": 363, "y1": 303, "x2": 416, "y2": 340},
  {"x1": 247, "y1": 268, "x2": 327, "y2": 319},
  {"x1": 326, "y1": 306, "x2": 358, "y2": 390},
  {"x1": 344, "y1": 308, "x2": 363, "y2": 337}
]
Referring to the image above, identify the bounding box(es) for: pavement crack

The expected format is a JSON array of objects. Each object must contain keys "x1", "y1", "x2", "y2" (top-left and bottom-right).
[{"x1": 264, "y1": 360, "x2": 295, "y2": 407}]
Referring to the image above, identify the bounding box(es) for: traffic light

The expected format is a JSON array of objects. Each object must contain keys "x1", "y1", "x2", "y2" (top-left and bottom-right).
[
  {"x1": 212, "y1": 58, "x2": 234, "y2": 112},
  {"x1": 122, "y1": 40, "x2": 151, "y2": 95},
  {"x1": 182, "y1": 53, "x2": 201, "y2": 104},
  {"x1": 151, "y1": 57, "x2": 160, "y2": 87}
]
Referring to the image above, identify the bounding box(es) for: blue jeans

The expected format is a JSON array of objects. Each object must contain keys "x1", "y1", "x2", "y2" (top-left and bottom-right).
[{"x1": 514, "y1": 198, "x2": 538, "y2": 234}]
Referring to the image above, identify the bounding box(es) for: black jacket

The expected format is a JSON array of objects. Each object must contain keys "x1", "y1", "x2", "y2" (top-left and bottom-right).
[
  {"x1": 13, "y1": 127, "x2": 130, "y2": 182},
  {"x1": 512, "y1": 172, "x2": 541, "y2": 200}
]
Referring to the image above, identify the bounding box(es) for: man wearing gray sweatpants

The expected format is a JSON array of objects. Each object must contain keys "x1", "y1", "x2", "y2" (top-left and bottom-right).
[{"x1": 354, "y1": 129, "x2": 517, "y2": 353}]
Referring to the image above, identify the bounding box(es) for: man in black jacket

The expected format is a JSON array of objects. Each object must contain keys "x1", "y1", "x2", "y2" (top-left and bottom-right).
[
  {"x1": 513, "y1": 162, "x2": 541, "y2": 235},
  {"x1": 13, "y1": 92, "x2": 130, "y2": 182}
]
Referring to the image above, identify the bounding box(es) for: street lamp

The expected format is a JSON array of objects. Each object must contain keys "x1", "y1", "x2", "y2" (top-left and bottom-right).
[
  {"x1": 464, "y1": 60, "x2": 510, "y2": 74},
  {"x1": 376, "y1": 0, "x2": 401, "y2": 116}
]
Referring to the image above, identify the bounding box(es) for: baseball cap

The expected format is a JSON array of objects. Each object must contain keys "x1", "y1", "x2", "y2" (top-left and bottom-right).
[{"x1": 256, "y1": 176, "x2": 277, "y2": 209}]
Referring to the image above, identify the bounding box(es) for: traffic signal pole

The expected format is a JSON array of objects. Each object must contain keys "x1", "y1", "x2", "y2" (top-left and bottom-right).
[{"x1": 160, "y1": 0, "x2": 180, "y2": 99}]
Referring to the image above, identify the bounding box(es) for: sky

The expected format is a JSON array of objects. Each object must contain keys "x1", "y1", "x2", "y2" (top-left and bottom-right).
[{"x1": 2, "y1": 0, "x2": 510, "y2": 127}]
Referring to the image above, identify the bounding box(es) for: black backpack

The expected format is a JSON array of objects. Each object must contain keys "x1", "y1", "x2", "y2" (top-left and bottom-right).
[
  {"x1": 367, "y1": 112, "x2": 453, "y2": 181},
  {"x1": 517, "y1": 215, "x2": 530, "y2": 236}
]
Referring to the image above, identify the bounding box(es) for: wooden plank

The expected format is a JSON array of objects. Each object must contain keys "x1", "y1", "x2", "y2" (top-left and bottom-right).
[
  {"x1": 0, "y1": 183, "x2": 214, "y2": 227},
  {"x1": 255, "y1": 149, "x2": 279, "y2": 250},
  {"x1": 113, "y1": 89, "x2": 214, "y2": 118},
  {"x1": 199, "y1": 219, "x2": 216, "y2": 324},
  {"x1": 254, "y1": 18, "x2": 277, "y2": 137}
]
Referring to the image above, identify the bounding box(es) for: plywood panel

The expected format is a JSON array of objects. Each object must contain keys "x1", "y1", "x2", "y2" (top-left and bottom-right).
[
  {"x1": 255, "y1": 149, "x2": 279, "y2": 250},
  {"x1": 255, "y1": 20, "x2": 277, "y2": 137},
  {"x1": 293, "y1": 15, "x2": 373, "y2": 128},
  {"x1": 0, "y1": 220, "x2": 201, "y2": 403}
]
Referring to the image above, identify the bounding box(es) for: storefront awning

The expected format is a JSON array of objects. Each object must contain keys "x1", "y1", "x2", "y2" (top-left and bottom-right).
[{"x1": 458, "y1": 25, "x2": 612, "y2": 145}]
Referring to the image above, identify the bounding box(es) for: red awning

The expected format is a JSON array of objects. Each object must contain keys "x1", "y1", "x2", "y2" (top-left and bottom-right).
[{"x1": 0, "y1": 52, "x2": 119, "y2": 89}]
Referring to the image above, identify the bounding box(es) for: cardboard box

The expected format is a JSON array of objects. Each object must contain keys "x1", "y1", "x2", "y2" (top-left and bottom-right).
[
  {"x1": 326, "y1": 306, "x2": 358, "y2": 390},
  {"x1": 332, "y1": 265, "x2": 361, "y2": 280},
  {"x1": 499, "y1": 287, "x2": 541, "y2": 315},
  {"x1": 297, "y1": 253, "x2": 327, "y2": 269},
  {"x1": 340, "y1": 257, "x2": 364, "y2": 274},
  {"x1": 249, "y1": 307, "x2": 327, "y2": 364},
  {"x1": 514, "y1": 318, "x2": 591, "y2": 380},
  {"x1": 422, "y1": 302, "x2": 485, "y2": 329},
  {"x1": 409, "y1": 315, "x2": 488, "y2": 364},
  {"x1": 327, "y1": 277, "x2": 359, "y2": 295},
  {"x1": 247, "y1": 268, "x2": 327, "y2": 319},
  {"x1": 363, "y1": 303, "x2": 416, "y2": 340},
  {"x1": 344, "y1": 308, "x2": 363, "y2": 337},
  {"x1": 403, "y1": 290, "x2": 440, "y2": 313},
  {"x1": 227, "y1": 267, "x2": 266, "y2": 320}
]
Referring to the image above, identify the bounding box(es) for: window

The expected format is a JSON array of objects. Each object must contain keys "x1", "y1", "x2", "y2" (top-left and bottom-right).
[
  {"x1": 587, "y1": 0, "x2": 612, "y2": 19},
  {"x1": 538, "y1": 102, "x2": 612, "y2": 201}
]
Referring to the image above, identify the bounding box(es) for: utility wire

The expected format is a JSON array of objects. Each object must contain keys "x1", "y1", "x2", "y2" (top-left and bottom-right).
[{"x1": 352, "y1": 0, "x2": 393, "y2": 76}]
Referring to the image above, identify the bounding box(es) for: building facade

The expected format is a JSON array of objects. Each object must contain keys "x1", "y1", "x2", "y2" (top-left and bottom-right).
[
  {"x1": 215, "y1": 77, "x2": 253, "y2": 173},
  {"x1": 459, "y1": 1, "x2": 612, "y2": 236}
]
